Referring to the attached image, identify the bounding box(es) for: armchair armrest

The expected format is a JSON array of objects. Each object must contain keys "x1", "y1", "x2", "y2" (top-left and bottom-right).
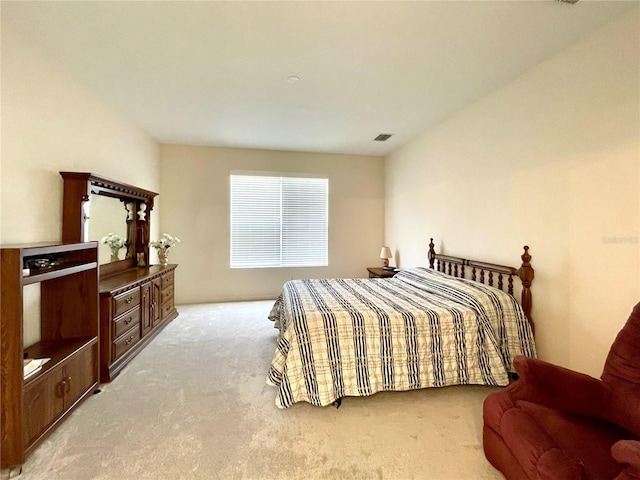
[
  {"x1": 612, "y1": 440, "x2": 640, "y2": 480},
  {"x1": 506, "y1": 356, "x2": 610, "y2": 419},
  {"x1": 484, "y1": 391, "x2": 585, "y2": 480}
]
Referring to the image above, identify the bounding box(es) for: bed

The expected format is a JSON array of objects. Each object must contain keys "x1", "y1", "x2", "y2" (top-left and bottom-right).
[{"x1": 266, "y1": 239, "x2": 536, "y2": 409}]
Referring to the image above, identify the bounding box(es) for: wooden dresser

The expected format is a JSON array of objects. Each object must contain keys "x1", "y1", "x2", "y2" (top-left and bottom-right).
[
  {"x1": 99, "y1": 264, "x2": 178, "y2": 383},
  {"x1": 59, "y1": 172, "x2": 180, "y2": 384}
]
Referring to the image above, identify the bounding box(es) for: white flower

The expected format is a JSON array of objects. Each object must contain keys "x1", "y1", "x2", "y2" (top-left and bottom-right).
[
  {"x1": 101, "y1": 233, "x2": 125, "y2": 249},
  {"x1": 150, "y1": 233, "x2": 181, "y2": 250}
]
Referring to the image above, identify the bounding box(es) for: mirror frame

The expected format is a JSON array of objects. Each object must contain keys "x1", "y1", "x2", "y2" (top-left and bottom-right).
[{"x1": 60, "y1": 172, "x2": 158, "y2": 278}]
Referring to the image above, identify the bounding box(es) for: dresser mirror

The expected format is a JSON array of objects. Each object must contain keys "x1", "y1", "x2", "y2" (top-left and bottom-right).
[
  {"x1": 60, "y1": 172, "x2": 158, "y2": 277},
  {"x1": 87, "y1": 194, "x2": 130, "y2": 265}
]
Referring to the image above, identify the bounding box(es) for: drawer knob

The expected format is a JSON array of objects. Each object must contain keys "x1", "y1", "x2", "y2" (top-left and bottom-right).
[
  {"x1": 125, "y1": 335, "x2": 135, "y2": 345},
  {"x1": 125, "y1": 317, "x2": 132, "y2": 325},
  {"x1": 125, "y1": 297, "x2": 133, "y2": 304},
  {"x1": 59, "y1": 377, "x2": 72, "y2": 395}
]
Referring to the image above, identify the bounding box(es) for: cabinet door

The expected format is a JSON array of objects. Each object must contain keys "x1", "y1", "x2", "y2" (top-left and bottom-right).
[
  {"x1": 23, "y1": 368, "x2": 65, "y2": 447},
  {"x1": 151, "y1": 278, "x2": 162, "y2": 328},
  {"x1": 61, "y1": 344, "x2": 97, "y2": 409},
  {"x1": 140, "y1": 283, "x2": 152, "y2": 337}
]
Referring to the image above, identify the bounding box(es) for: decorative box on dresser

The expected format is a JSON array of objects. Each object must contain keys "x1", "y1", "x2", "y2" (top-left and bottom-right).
[
  {"x1": 60, "y1": 172, "x2": 179, "y2": 384},
  {"x1": 99, "y1": 264, "x2": 178, "y2": 382},
  {"x1": 0, "y1": 242, "x2": 99, "y2": 470}
]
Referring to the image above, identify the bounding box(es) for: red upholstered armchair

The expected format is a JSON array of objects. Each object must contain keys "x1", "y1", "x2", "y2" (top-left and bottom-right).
[{"x1": 483, "y1": 302, "x2": 640, "y2": 480}]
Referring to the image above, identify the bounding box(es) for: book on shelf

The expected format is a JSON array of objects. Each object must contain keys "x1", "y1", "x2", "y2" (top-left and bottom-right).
[{"x1": 23, "y1": 358, "x2": 50, "y2": 379}]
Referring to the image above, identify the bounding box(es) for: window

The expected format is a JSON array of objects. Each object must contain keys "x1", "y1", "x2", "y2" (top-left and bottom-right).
[{"x1": 230, "y1": 174, "x2": 328, "y2": 268}]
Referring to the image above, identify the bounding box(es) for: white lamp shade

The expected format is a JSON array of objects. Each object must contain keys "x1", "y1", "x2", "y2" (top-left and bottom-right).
[{"x1": 379, "y1": 246, "x2": 392, "y2": 259}]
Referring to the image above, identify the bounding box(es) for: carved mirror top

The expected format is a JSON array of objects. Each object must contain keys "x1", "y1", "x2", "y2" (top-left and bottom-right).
[
  {"x1": 60, "y1": 172, "x2": 158, "y2": 276},
  {"x1": 60, "y1": 172, "x2": 157, "y2": 205}
]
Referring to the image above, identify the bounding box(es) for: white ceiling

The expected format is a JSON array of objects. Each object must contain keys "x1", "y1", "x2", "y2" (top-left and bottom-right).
[{"x1": 3, "y1": 1, "x2": 637, "y2": 156}]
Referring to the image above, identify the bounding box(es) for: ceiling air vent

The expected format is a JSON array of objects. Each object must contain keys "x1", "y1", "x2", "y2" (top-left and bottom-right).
[{"x1": 374, "y1": 134, "x2": 393, "y2": 142}]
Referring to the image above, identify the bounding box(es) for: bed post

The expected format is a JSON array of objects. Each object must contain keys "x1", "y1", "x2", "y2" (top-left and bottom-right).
[
  {"x1": 516, "y1": 246, "x2": 535, "y2": 334},
  {"x1": 428, "y1": 238, "x2": 436, "y2": 269}
]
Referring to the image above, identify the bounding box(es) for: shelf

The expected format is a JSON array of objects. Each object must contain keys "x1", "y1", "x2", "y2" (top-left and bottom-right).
[
  {"x1": 23, "y1": 337, "x2": 98, "y2": 386},
  {"x1": 23, "y1": 261, "x2": 98, "y2": 285},
  {"x1": 0, "y1": 242, "x2": 98, "y2": 258}
]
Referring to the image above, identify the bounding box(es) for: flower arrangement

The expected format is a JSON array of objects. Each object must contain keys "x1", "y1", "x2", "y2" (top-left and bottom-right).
[
  {"x1": 101, "y1": 233, "x2": 126, "y2": 262},
  {"x1": 101, "y1": 233, "x2": 126, "y2": 250},
  {"x1": 150, "y1": 233, "x2": 180, "y2": 265},
  {"x1": 150, "y1": 233, "x2": 180, "y2": 250}
]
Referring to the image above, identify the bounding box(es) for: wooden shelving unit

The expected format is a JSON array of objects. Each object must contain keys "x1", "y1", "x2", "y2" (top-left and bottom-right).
[{"x1": 0, "y1": 242, "x2": 99, "y2": 470}]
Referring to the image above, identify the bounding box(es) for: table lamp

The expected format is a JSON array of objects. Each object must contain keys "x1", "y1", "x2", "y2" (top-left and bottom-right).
[{"x1": 380, "y1": 246, "x2": 393, "y2": 269}]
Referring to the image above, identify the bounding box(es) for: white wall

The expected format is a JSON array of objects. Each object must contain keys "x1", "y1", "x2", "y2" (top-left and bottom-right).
[
  {"x1": 1, "y1": 26, "x2": 160, "y2": 245},
  {"x1": 385, "y1": 9, "x2": 640, "y2": 377},
  {"x1": 160, "y1": 145, "x2": 384, "y2": 304},
  {"x1": 1, "y1": 26, "x2": 160, "y2": 346}
]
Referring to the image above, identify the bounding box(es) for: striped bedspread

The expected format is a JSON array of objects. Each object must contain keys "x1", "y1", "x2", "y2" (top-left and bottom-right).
[{"x1": 267, "y1": 267, "x2": 536, "y2": 409}]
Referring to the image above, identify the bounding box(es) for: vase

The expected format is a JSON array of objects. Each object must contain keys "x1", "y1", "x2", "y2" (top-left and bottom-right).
[
  {"x1": 158, "y1": 249, "x2": 169, "y2": 266},
  {"x1": 110, "y1": 247, "x2": 121, "y2": 262}
]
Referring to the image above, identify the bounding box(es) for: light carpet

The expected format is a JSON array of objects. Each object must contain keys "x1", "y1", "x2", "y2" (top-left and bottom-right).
[{"x1": 3, "y1": 301, "x2": 504, "y2": 480}]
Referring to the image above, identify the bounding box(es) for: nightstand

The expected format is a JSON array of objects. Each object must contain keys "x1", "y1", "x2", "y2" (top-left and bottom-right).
[{"x1": 367, "y1": 267, "x2": 397, "y2": 278}]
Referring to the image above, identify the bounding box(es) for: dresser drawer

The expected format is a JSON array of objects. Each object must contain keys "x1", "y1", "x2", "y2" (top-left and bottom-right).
[
  {"x1": 161, "y1": 272, "x2": 174, "y2": 290},
  {"x1": 161, "y1": 302, "x2": 175, "y2": 319},
  {"x1": 161, "y1": 286, "x2": 174, "y2": 306},
  {"x1": 113, "y1": 288, "x2": 140, "y2": 317},
  {"x1": 112, "y1": 326, "x2": 140, "y2": 360},
  {"x1": 113, "y1": 306, "x2": 140, "y2": 339}
]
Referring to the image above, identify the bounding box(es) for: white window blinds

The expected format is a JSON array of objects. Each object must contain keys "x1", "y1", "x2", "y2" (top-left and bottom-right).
[{"x1": 230, "y1": 174, "x2": 328, "y2": 268}]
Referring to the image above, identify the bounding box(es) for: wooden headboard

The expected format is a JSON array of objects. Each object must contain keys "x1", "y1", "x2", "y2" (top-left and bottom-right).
[{"x1": 427, "y1": 238, "x2": 535, "y2": 334}]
